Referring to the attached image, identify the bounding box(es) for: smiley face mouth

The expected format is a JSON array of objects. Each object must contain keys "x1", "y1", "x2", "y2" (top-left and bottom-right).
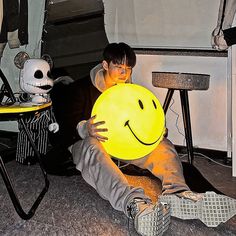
[{"x1": 124, "y1": 120, "x2": 162, "y2": 146}]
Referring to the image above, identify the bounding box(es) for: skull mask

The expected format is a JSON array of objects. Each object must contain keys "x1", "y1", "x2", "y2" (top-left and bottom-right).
[{"x1": 20, "y1": 59, "x2": 53, "y2": 95}]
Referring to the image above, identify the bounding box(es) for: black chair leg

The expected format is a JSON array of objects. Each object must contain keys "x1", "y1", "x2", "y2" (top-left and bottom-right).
[
  {"x1": 162, "y1": 89, "x2": 194, "y2": 164},
  {"x1": 179, "y1": 90, "x2": 194, "y2": 164},
  {"x1": 0, "y1": 155, "x2": 48, "y2": 220},
  {"x1": 0, "y1": 119, "x2": 49, "y2": 220},
  {"x1": 163, "y1": 89, "x2": 174, "y2": 114}
]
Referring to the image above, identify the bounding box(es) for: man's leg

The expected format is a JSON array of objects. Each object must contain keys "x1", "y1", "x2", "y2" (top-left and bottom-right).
[
  {"x1": 72, "y1": 137, "x2": 171, "y2": 235},
  {"x1": 130, "y1": 140, "x2": 236, "y2": 227},
  {"x1": 129, "y1": 138, "x2": 190, "y2": 195},
  {"x1": 71, "y1": 136, "x2": 150, "y2": 214}
]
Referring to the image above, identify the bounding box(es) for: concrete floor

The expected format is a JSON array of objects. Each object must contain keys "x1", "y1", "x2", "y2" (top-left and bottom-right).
[
  {"x1": 0, "y1": 138, "x2": 236, "y2": 235},
  {"x1": 191, "y1": 155, "x2": 236, "y2": 199}
]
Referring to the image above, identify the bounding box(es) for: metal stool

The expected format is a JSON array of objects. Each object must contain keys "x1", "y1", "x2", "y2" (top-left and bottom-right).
[{"x1": 152, "y1": 72, "x2": 210, "y2": 164}]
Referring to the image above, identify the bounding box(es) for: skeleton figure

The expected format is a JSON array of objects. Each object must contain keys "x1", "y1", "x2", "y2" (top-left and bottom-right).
[{"x1": 14, "y1": 52, "x2": 59, "y2": 165}]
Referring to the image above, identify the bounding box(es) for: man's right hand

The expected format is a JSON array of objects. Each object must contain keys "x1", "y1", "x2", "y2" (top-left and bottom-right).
[{"x1": 87, "y1": 115, "x2": 108, "y2": 142}]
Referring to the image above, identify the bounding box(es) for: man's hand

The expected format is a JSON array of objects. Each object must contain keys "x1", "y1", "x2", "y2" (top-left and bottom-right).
[{"x1": 87, "y1": 115, "x2": 108, "y2": 142}]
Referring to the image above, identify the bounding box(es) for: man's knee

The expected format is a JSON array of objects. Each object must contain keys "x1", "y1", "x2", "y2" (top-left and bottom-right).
[{"x1": 158, "y1": 138, "x2": 176, "y2": 153}]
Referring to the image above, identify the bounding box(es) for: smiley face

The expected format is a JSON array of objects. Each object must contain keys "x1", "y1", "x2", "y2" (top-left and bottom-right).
[{"x1": 91, "y1": 83, "x2": 165, "y2": 160}]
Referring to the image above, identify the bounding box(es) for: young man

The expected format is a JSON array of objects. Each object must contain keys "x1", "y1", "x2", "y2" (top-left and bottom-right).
[
  {"x1": 60, "y1": 42, "x2": 201, "y2": 235},
  {"x1": 49, "y1": 42, "x2": 236, "y2": 235}
]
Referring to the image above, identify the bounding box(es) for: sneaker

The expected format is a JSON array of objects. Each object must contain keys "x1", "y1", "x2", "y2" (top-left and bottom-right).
[
  {"x1": 128, "y1": 198, "x2": 171, "y2": 236},
  {"x1": 159, "y1": 191, "x2": 236, "y2": 227}
]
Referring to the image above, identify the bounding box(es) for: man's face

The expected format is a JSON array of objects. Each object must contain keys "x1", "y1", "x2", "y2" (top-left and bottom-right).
[{"x1": 103, "y1": 61, "x2": 132, "y2": 84}]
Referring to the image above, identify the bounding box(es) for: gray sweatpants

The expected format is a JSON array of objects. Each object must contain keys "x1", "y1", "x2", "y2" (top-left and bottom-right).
[{"x1": 72, "y1": 137, "x2": 189, "y2": 216}]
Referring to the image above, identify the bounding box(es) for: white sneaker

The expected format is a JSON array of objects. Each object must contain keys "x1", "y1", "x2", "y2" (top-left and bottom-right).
[
  {"x1": 128, "y1": 199, "x2": 171, "y2": 236},
  {"x1": 159, "y1": 191, "x2": 236, "y2": 227}
]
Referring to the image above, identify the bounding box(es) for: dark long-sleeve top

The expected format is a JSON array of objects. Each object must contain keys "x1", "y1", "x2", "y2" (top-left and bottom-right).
[{"x1": 50, "y1": 76, "x2": 101, "y2": 147}]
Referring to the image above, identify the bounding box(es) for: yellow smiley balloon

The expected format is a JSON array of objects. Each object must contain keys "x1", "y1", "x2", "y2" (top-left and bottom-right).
[{"x1": 91, "y1": 83, "x2": 165, "y2": 160}]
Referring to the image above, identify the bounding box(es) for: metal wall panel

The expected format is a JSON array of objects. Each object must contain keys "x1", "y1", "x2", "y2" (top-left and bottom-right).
[{"x1": 42, "y1": 0, "x2": 108, "y2": 77}]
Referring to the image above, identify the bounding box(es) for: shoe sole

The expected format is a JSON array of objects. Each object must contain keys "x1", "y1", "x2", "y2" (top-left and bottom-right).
[
  {"x1": 135, "y1": 203, "x2": 171, "y2": 236},
  {"x1": 159, "y1": 191, "x2": 236, "y2": 227}
]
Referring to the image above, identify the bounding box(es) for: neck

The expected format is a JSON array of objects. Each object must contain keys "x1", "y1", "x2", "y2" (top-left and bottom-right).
[{"x1": 104, "y1": 72, "x2": 116, "y2": 89}]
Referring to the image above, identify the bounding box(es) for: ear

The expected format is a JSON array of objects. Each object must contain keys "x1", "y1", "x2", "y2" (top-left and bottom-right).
[
  {"x1": 102, "y1": 60, "x2": 109, "y2": 71},
  {"x1": 41, "y1": 54, "x2": 53, "y2": 69},
  {"x1": 14, "y1": 51, "x2": 30, "y2": 69}
]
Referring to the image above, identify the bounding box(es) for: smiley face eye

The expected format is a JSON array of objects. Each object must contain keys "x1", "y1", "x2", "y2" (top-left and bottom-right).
[
  {"x1": 152, "y1": 100, "x2": 157, "y2": 109},
  {"x1": 138, "y1": 99, "x2": 144, "y2": 109}
]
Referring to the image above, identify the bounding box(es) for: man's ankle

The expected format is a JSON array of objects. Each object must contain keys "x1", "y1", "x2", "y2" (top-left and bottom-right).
[{"x1": 127, "y1": 198, "x2": 151, "y2": 219}]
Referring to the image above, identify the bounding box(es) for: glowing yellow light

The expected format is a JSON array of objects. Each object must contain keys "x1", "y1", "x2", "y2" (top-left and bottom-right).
[{"x1": 91, "y1": 84, "x2": 165, "y2": 160}]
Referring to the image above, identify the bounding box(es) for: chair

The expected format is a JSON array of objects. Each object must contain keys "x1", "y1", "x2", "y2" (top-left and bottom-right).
[
  {"x1": 152, "y1": 72, "x2": 210, "y2": 164},
  {"x1": 0, "y1": 68, "x2": 50, "y2": 220}
]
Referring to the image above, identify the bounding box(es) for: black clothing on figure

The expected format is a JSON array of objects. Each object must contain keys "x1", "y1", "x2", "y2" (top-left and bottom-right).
[
  {"x1": 223, "y1": 26, "x2": 236, "y2": 46},
  {"x1": 46, "y1": 76, "x2": 101, "y2": 176},
  {"x1": 49, "y1": 76, "x2": 101, "y2": 148},
  {"x1": 0, "y1": 0, "x2": 28, "y2": 56}
]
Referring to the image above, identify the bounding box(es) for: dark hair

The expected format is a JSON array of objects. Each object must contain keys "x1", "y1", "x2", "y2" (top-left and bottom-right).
[{"x1": 103, "y1": 42, "x2": 136, "y2": 68}]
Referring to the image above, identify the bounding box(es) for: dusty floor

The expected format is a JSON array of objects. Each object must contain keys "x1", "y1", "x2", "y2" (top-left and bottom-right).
[{"x1": 0, "y1": 134, "x2": 235, "y2": 235}]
